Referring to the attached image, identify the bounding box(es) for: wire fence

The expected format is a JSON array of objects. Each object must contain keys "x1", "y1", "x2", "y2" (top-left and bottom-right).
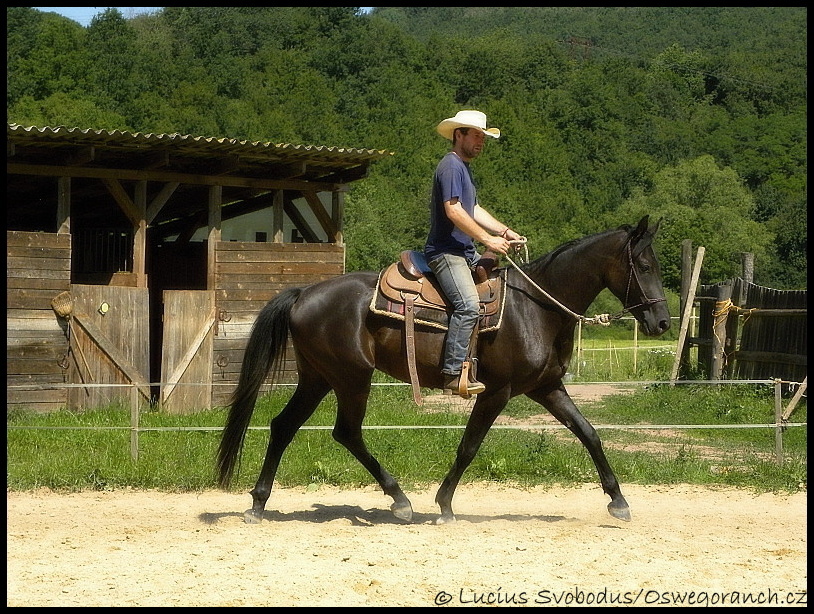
[{"x1": 7, "y1": 378, "x2": 807, "y2": 464}]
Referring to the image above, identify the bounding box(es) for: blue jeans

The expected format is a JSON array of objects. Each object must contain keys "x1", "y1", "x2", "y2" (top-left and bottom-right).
[{"x1": 427, "y1": 253, "x2": 480, "y2": 376}]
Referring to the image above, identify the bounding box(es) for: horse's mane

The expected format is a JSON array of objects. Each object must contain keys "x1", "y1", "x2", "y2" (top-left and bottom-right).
[{"x1": 521, "y1": 224, "x2": 634, "y2": 275}]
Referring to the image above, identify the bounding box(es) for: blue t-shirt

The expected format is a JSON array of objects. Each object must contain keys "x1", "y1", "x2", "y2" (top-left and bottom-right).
[{"x1": 424, "y1": 152, "x2": 478, "y2": 263}]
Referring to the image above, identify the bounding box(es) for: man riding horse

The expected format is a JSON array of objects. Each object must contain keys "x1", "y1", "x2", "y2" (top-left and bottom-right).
[{"x1": 424, "y1": 110, "x2": 524, "y2": 397}]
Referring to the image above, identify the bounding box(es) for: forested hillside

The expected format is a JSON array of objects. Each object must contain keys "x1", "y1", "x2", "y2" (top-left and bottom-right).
[{"x1": 6, "y1": 7, "x2": 806, "y2": 290}]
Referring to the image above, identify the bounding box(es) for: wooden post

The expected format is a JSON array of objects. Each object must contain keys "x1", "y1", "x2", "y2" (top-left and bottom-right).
[
  {"x1": 575, "y1": 319, "x2": 583, "y2": 377},
  {"x1": 272, "y1": 189, "x2": 284, "y2": 243},
  {"x1": 633, "y1": 320, "x2": 639, "y2": 374},
  {"x1": 710, "y1": 282, "x2": 733, "y2": 380},
  {"x1": 207, "y1": 185, "x2": 222, "y2": 291},
  {"x1": 679, "y1": 240, "x2": 693, "y2": 374},
  {"x1": 722, "y1": 278, "x2": 743, "y2": 380},
  {"x1": 740, "y1": 252, "x2": 754, "y2": 284},
  {"x1": 739, "y1": 252, "x2": 753, "y2": 305},
  {"x1": 130, "y1": 384, "x2": 140, "y2": 461},
  {"x1": 774, "y1": 379, "x2": 783, "y2": 464},
  {"x1": 671, "y1": 246, "x2": 705, "y2": 383},
  {"x1": 782, "y1": 376, "x2": 807, "y2": 421},
  {"x1": 57, "y1": 176, "x2": 71, "y2": 235},
  {"x1": 332, "y1": 190, "x2": 345, "y2": 247},
  {"x1": 134, "y1": 180, "x2": 148, "y2": 288}
]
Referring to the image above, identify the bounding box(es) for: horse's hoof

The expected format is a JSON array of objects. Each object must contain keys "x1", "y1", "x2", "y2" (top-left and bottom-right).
[
  {"x1": 390, "y1": 500, "x2": 413, "y2": 522},
  {"x1": 607, "y1": 502, "x2": 631, "y2": 522},
  {"x1": 435, "y1": 513, "x2": 457, "y2": 525},
  {"x1": 243, "y1": 509, "x2": 263, "y2": 524}
]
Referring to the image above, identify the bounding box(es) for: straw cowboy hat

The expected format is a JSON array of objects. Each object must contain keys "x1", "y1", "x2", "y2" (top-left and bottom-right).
[{"x1": 436, "y1": 110, "x2": 501, "y2": 140}]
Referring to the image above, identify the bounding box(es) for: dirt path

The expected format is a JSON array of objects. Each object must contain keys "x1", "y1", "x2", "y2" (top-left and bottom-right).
[{"x1": 7, "y1": 484, "x2": 806, "y2": 607}]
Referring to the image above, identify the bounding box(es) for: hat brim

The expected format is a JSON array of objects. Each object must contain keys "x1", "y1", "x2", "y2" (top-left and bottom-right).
[{"x1": 437, "y1": 120, "x2": 501, "y2": 141}]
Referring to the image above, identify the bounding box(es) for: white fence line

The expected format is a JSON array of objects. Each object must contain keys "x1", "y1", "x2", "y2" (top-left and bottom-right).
[{"x1": 7, "y1": 378, "x2": 807, "y2": 465}]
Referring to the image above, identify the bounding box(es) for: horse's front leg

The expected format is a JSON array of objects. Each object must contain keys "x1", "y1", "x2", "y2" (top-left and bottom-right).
[
  {"x1": 527, "y1": 385, "x2": 630, "y2": 521},
  {"x1": 435, "y1": 389, "x2": 510, "y2": 524}
]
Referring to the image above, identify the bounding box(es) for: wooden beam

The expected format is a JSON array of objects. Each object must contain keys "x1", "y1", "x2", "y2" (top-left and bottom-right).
[
  {"x1": 145, "y1": 181, "x2": 180, "y2": 225},
  {"x1": 102, "y1": 178, "x2": 140, "y2": 226},
  {"x1": 302, "y1": 190, "x2": 338, "y2": 240},
  {"x1": 175, "y1": 210, "x2": 207, "y2": 244},
  {"x1": 782, "y1": 376, "x2": 807, "y2": 421},
  {"x1": 9, "y1": 162, "x2": 344, "y2": 193},
  {"x1": 283, "y1": 197, "x2": 320, "y2": 243}
]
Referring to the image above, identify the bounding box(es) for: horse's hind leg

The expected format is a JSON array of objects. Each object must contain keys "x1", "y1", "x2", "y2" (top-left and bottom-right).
[
  {"x1": 245, "y1": 377, "x2": 330, "y2": 523},
  {"x1": 528, "y1": 386, "x2": 631, "y2": 521},
  {"x1": 331, "y1": 386, "x2": 413, "y2": 522}
]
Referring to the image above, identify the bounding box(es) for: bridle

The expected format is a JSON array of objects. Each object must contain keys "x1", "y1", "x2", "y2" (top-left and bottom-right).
[
  {"x1": 503, "y1": 238, "x2": 666, "y2": 326},
  {"x1": 619, "y1": 240, "x2": 668, "y2": 314}
]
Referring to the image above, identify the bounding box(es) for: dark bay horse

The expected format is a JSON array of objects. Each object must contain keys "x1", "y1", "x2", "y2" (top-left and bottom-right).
[{"x1": 218, "y1": 216, "x2": 670, "y2": 524}]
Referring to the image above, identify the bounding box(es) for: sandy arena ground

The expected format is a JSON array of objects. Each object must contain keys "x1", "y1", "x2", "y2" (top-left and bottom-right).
[{"x1": 6, "y1": 483, "x2": 807, "y2": 607}]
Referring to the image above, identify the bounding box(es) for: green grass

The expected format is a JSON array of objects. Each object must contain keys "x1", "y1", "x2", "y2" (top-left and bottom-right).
[
  {"x1": 7, "y1": 381, "x2": 806, "y2": 495},
  {"x1": 570, "y1": 337, "x2": 677, "y2": 381}
]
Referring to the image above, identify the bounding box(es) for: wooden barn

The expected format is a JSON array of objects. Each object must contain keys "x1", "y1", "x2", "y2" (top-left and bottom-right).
[{"x1": 7, "y1": 123, "x2": 393, "y2": 413}]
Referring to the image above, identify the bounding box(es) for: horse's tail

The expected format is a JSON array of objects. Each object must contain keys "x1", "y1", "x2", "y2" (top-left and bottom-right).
[{"x1": 217, "y1": 287, "x2": 302, "y2": 489}]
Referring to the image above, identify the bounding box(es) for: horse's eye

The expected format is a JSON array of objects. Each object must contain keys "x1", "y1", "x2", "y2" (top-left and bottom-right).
[{"x1": 639, "y1": 263, "x2": 651, "y2": 273}]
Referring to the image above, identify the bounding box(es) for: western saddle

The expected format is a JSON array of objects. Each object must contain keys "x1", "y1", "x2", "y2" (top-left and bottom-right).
[{"x1": 373, "y1": 250, "x2": 503, "y2": 404}]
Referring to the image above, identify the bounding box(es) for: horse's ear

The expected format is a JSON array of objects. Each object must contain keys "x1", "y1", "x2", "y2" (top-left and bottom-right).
[
  {"x1": 650, "y1": 216, "x2": 662, "y2": 236},
  {"x1": 635, "y1": 215, "x2": 649, "y2": 236},
  {"x1": 630, "y1": 216, "x2": 649, "y2": 243},
  {"x1": 630, "y1": 215, "x2": 655, "y2": 257}
]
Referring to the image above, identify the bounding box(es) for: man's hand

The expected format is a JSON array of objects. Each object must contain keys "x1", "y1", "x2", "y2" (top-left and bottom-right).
[{"x1": 483, "y1": 234, "x2": 511, "y2": 255}]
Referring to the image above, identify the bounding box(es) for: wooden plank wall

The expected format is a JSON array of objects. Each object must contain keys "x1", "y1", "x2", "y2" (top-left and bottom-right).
[
  {"x1": 7, "y1": 231, "x2": 72, "y2": 412},
  {"x1": 734, "y1": 282, "x2": 807, "y2": 383},
  {"x1": 211, "y1": 241, "x2": 345, "y2": 407},
  {"x1": 693, "y1": 278, "x2": 806, "y2": 383}
]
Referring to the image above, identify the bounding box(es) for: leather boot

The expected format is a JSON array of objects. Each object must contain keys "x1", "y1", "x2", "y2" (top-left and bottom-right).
[{"x1": 443, "y1": 374, "x2": 486, "y2": 397}]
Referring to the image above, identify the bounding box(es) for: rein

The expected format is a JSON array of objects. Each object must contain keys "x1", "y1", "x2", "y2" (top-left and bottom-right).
[{"x1": 502, "y1": 238, "x2": 665, "y2": 326}]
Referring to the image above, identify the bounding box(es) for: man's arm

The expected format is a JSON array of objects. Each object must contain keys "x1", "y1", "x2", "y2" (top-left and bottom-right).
[
  {"x1": 444, "y1": 199, "x2": 512, "y2": 254},
  {"x1": 473, "y1": 204, "x2": 523, "y2": 243}
]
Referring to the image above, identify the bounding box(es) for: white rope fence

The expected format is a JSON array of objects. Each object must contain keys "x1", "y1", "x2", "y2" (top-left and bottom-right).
[{"x1": 7, "y1": 379, "x2": 807, "y2": 464}]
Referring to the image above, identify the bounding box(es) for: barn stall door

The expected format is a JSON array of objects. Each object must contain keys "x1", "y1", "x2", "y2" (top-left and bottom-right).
[
  {"x1": 160, "y1": 290, "x2": 215, "y2": 413},
  {"x1": 68, "y1": 284, "x2": 150, "y2": 409}
]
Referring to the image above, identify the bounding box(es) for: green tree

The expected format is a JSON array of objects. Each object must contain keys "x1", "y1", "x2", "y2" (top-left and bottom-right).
[
  {"x1": 84, "y1": 9, "x2": 139, "y2": 117},
  {"x1": 615, "y1": 155, "x2": 772, "y2": 291},
  {"x1": 6, "y1": 8, "x2": 90, "y2": 108}
]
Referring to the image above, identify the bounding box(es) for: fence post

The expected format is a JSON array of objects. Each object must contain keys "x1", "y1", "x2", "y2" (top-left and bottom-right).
[
  {"x1": 671, "y1": 246, "x2": 705, "y2": 383},
  {"x1": 575, "y1": 319, "x2": 583, "y2": 376},
  {"x1": 679, "y1": 239, "x2": 694, "y2": 374},
  {"x1": 710, "y1": 282, "x2": 734, "y2": 380},
  {"x1": 130, "y1": 384, "x2": 140, "y2": 461},
  {"x1": 774, "y1": 379, "x2": 783, "y2": 464}
]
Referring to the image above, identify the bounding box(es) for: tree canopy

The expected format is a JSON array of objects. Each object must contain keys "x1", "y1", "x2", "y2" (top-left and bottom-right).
[{"x1": 7, "y1": 6, "x2": 806, "y2": 290}]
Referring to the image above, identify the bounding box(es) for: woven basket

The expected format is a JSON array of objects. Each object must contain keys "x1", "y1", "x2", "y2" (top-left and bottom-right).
[{"x1": 51, "y1": 291, "x2": 74, "y2": 318}]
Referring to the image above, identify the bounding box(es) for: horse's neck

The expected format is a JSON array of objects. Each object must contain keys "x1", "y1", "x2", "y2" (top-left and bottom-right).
[{"x1": 525, "y1": 233, "x2": 620, "y2": 314}]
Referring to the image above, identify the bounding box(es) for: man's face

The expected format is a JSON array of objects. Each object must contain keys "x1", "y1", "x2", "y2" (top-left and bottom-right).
[{"x1": 458, "y1": 128, "x2": 486, "y2": 160}]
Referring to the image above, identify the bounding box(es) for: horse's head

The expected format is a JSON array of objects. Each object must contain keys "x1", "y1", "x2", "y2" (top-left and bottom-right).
[{"x1": 608, "y1": 216, "x2": 671, "y2": 337}]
